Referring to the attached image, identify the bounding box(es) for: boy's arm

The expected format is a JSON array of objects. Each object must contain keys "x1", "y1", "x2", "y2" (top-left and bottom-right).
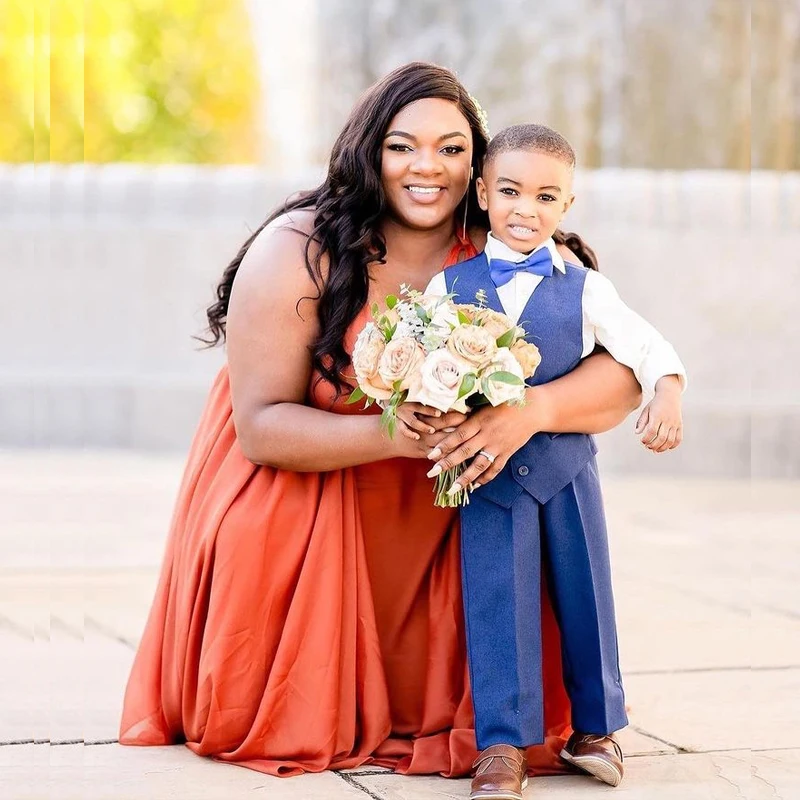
[
  {"x1": 583, "y1": 270, "x2": 686, "y2": 396},
  {"x1": 583, "y1": 270, "x2": 685, "y2": 451}
]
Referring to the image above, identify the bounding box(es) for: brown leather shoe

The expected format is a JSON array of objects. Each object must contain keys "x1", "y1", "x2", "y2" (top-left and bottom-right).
[
  {"x1": 470, "y1": 744, "x2": 528, "y2": 800},
  {"x1": 560, "y1": 732, "x2": 624, "y2": 787}
]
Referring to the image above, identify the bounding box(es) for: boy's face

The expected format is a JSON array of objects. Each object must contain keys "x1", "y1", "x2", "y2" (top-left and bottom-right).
[{"x1": 477, "y1": 149, "x2": 575, "y2": 253}]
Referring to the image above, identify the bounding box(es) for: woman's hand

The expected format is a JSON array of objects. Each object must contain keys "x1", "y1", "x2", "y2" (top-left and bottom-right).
[
  {"x1": 389, "y1": 403, "x2": 451, "y2": 459},
  {"x1": 425, "y1": 400, "x2": 542, "y2": 493}
]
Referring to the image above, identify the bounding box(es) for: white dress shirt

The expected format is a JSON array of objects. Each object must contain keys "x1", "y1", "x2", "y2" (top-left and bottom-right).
[{"x1": 425, "y1": 233, "x2": 686, "y2": 397}]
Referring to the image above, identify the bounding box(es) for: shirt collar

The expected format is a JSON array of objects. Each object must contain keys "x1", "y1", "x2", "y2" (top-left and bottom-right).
[{"x1": 484, "y1": 231, "x2": 566, "y2": 274}]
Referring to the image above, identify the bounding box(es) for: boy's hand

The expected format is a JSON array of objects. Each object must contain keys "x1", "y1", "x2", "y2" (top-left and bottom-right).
[
  {"x1": 395, "y1": 403, "x2": 445, "y2": 441},
  {"x1": 417, "y1": 409, "x2": 469, "y2": 432},
  {"x1": 635, "y1": 375, "x2": 684, "y2": 453}
]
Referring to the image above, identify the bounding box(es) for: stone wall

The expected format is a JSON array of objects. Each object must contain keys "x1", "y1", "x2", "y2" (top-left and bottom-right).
[
  {"x1": 3, "y1": 165, "x2": 798, "y2": 477},
  {"x1": 316, "y1": 0, "x2": 797, "y2": 170}
]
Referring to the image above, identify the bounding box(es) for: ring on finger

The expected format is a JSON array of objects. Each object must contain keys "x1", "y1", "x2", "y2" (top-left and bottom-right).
[{"x1": 477, "y1": 449, "x2": 496, "y2": 464}]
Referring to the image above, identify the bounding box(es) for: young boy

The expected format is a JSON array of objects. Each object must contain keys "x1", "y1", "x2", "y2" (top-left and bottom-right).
[{"x1": 424, "y1": 124, "x2": 686, "y2": 800}]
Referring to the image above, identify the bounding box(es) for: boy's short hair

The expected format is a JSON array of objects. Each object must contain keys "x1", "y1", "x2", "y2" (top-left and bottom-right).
[{"x1": 484, "y1": 124, "x2": 576, "y2": 171}]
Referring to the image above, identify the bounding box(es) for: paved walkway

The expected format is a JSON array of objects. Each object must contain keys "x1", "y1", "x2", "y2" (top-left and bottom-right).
[{"x1": 1, "y1": 451, "x2": 798, "y2": 799}]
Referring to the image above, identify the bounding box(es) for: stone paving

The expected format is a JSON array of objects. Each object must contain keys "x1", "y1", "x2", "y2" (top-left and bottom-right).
[{"x1": 1, "y1": 450, "x2": 798, "y2": 799}]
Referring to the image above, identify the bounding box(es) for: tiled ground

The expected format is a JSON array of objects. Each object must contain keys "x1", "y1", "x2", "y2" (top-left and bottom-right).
[{"x1": 1, "y1": 451, "x2": 798, "y2": 799}]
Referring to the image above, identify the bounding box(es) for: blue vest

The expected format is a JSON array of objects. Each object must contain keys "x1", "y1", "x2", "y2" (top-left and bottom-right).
[{"x1": 444, "y1": 251, "x2": 598, "y2": 506}]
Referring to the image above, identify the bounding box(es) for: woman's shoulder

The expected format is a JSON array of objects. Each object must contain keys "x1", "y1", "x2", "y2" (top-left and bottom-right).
[
  {"x1": 268, "y1": 207, "x2": 319, "y2": 238},
  {"x1": 255, "y1": 207, "x2": 321, "y2": 256},
  {"x1": 231, "y1": 208, "x2": 328, "y2": 319},
  {"x1": 239, "y1": 209, "x2": 326, "y2": 286}
]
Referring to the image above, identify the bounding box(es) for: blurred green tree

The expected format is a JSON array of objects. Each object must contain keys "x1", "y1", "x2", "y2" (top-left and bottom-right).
[{"x1": 0, "y1": 0, "x2": 261, "y2": 163}]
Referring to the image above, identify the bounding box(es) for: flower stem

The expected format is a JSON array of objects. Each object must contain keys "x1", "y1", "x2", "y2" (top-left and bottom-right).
[{"x1": 433, "y1": 465, "x2": 470, "y2": 507}]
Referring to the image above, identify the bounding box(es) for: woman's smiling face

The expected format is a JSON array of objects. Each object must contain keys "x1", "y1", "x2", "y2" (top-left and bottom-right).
[{"x1": 381, "y1": 97, "x2": 474, "y2": 232}]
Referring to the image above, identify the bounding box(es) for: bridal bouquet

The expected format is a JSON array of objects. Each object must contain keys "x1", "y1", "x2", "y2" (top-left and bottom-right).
[{"x1": 348, "y1": 286, "x2": 542, "y2": 507}]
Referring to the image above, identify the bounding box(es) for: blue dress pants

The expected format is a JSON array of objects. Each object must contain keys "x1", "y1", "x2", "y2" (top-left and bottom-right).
[{"x1": 461, "y1": 459, "x2": 628, "y2": 749}]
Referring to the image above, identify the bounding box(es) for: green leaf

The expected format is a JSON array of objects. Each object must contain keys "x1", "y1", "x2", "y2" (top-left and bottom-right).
[
  {"x1": 488, "y1": 370, "x2": 524, "y2": 386},
  {"x1": 345, "y1": 386, "x2": 366, "y2": 405},
  {"x1": 495, "y1": 327, "x2": 516, "y2": 349},
  {"x1": 389, "y1": 389, "x2": 408, "y2": 408},
  {"x1": 381, "y1": 406, "x2": 397, "y2": 438},
  {"x1": 457, "y1": 309, "x2": 472, "y2": 326},
  {"x1": 370, "y1": 302, "x2": 379, "y2": 319},
  {"x1": 415, "y1": 304, "x2": 431, "y2": 325},
  {"x1": 466, "y1": 393, "x2": 491, "y2": 408},
  {"x1": 365, "y1": 396, "x2": 375, "y2": 408},
  {"x1": 457, "y1": 372, "x2": 477, "y2": 400},
  {"x1": 386, "y1": 294, "x2": 398, "y2": 309},
  {"x1": 378, "y1": 315, "x2": 396, "y2": 341}
]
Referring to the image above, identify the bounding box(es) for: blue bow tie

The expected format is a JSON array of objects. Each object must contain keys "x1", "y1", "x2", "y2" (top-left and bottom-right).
[{"x1": 489, "y1": 247, "x2": 554, "y2": 288}]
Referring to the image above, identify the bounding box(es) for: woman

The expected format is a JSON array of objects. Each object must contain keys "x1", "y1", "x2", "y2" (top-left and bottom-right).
[{"x1": 119, "y1": 62, "x2": 640, "y2": 780}]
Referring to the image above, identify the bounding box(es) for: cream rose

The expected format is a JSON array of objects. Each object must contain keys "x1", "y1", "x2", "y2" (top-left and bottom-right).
[
  {"x1": 510, "y1": 339, "x2": 542, "y2": 379},
  {"x1": 352, "y1": 323, "x2": 392, "y2": 400},
  {"x1": 481, "y1": 347, "x2": 527, "y2": 407},
  {"x1": 446, "y1": 324, "x2": 497, "y2": 370},
  {"x1": 376, "y1": 307, "x2": 400, "y2": 330},
  {"x1": 477, "y1": 308, "x2": 517, "y2": 341},
  {"x1": 377, "y1": 337, "x2": 426, "y2": 391},
  {"x1": 421, "y1": 296, "x2": 459, "y2": 332},
  {"x1": 407, "y1": 349, "x2": 473, "y2": 412},
  {"x1": 454, "y1": 304, "x2": 478, "y2": 323}
]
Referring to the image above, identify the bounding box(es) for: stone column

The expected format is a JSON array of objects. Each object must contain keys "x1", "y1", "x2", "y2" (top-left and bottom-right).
[{"x1": 244, "y1": 0, "x2": 321, "y2": 170}]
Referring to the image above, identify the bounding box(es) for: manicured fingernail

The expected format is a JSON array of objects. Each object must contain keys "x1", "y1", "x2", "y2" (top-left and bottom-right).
[
  {"x1": 427, "y1": 447, "x2": 442, "y2": 461},
  {"x1": 428, "y1": 427, "x2": 436, "y2": 435},
  {"x1": 432, "y1": 410, "x2": 442, "y2": 417},
  {"x1": 427, "y1": 464, "x2": 442, "y2": 478},
  {"x1": 412, "y1": 433, "x2": 420, "y2": 440},
  {"x1": 447, "y1": 483, "x2": 462, "y2": 495}
]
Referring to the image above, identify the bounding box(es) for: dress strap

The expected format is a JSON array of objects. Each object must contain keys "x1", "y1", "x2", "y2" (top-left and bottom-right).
[{"x1": 445, "y1": 231, "x2": 478, "y2": 266}]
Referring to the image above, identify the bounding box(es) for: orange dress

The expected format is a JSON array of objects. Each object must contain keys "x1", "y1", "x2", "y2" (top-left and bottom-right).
[{"x1": 119, "y1": 240, "x2": 573, "y2": 777}]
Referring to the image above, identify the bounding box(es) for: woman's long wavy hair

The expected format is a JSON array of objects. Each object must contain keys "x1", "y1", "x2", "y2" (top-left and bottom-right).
[{"x1": 201, "y1": 62, "x2": 599, "y2": 395}]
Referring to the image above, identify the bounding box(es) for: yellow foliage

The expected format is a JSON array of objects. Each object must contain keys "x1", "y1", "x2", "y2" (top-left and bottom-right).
[
  {"x1": 0, "y1": 0, "x2": 261, "y2": 163},
  {"x1": 0, "y1": 0, "x2": 35, "y2": 160}
]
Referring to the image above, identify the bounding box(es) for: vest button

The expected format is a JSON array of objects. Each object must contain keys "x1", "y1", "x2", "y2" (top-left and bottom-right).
[{"x1": 518, "y1": 465, "x2": 529, "y2": 477}]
